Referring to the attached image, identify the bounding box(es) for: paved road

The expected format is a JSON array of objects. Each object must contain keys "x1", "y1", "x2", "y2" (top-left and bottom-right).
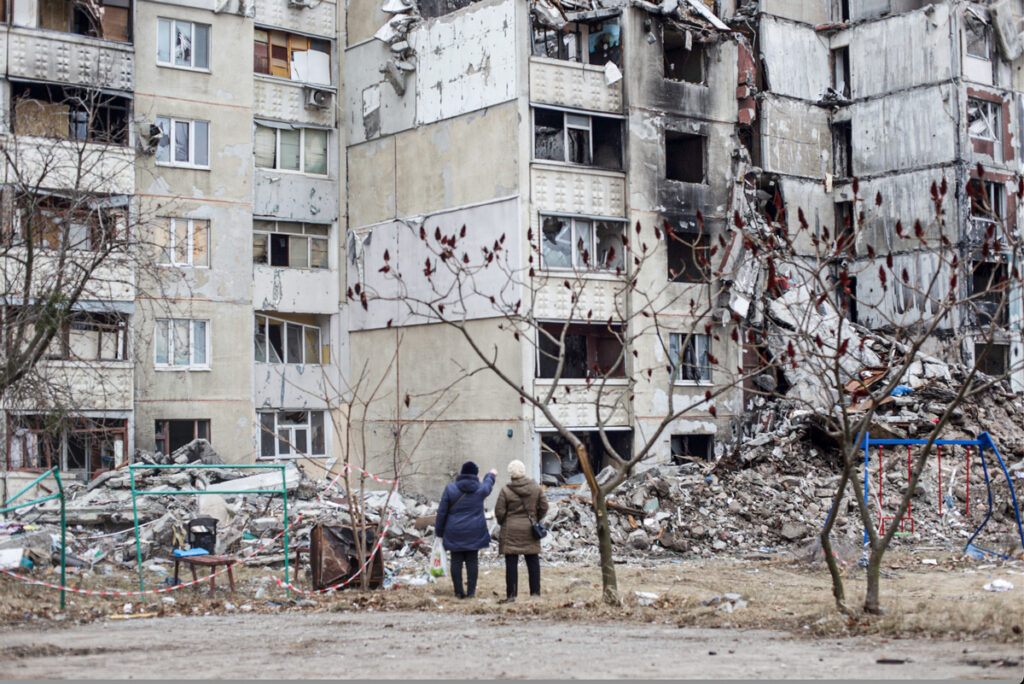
[{"x1": 1, "y1": 611, "x2": 1021, "y2": 679}]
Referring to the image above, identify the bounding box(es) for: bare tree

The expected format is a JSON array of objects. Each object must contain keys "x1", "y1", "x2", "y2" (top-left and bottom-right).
[
  {"x1": 733, "y1": 173, "x2": 1024, "y2": 614},
  {"x1": 357, "y1": 215, "x2": 755, "y2": 604},
  {"x1": 1, "y1": 86, "x2": 164, "y2": 477}
]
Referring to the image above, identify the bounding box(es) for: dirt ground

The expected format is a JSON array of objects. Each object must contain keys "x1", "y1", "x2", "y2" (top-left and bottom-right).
[{"x1": 1, "y1": 551, "x2": 1022, "y2": 679}]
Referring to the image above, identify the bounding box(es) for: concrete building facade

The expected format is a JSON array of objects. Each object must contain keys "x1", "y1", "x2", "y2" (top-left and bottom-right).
[{"x1": 3, "y1": 0, "x2": 1022, "y2": 498}]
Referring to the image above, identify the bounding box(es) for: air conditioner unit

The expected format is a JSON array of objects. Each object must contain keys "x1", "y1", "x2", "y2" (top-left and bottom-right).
[
  {"x1": 305, "y1": 87, "x2": 332, "y2": 110},
  {"x1": 137, "y1": 123, "x2": 163, "y2": 154}
]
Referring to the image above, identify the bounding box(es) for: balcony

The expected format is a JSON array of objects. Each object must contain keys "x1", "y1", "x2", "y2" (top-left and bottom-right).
[
  {"x1": 530, "y1": 165, "x2": 626, "y2": 217},
  {"x1": 253, "y1": 0, "x2": 336, "y2": 38},
  {"x1": 253, "y1": 76, "x2": 335, "y2": 128},
  {"x1": 529, "y1": 57, "x2": 622, "y2": 114},
  {"x1": 533, "y1": 380, "x2": 630, "y2": 429},
  {"x1": 2, "y1": 137, "x2": 134, "y2": 195},
  {"x1": 253, "y1": 264, "x2": 339, "y2": 314},
  {"x1": 532, "y1": 275, "x2": 625, "y2": 322},
  {"x1": 5, "y1": 26, "x2": 133, "y2": 91}
]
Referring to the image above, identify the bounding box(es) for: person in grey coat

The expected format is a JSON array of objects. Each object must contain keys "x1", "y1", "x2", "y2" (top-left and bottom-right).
[{"x1": 494, "y1": 459, "x2": 548, "y2": 603}]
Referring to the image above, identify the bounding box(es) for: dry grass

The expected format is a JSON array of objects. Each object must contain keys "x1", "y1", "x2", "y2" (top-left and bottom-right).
[{"x1": 2, "y1": 550, "x2": 1022, "y2": 643}]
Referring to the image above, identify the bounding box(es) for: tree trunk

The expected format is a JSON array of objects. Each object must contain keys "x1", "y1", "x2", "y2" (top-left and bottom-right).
[
  {"x1": 863, "y1": 544, "x2": 883, "y2": 614},
  {"x1": 820, "y1": 464, "x2": 850, "y2": 613},
  {"x1": 575, "y1": 443, "x2": 619, "y2": 605},
  {"x1": 592, "y1": 486, "x2": 619, "y2": 605}
]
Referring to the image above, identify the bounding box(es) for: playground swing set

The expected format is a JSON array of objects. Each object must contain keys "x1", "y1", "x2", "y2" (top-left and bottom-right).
[{"x1": 858, "y1": 431, "x2": 1024, "y2": 558}]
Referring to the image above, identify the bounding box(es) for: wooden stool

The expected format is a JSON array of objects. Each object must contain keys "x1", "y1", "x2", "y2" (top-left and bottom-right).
[{"x1": 171, "y1": 554, "x2": 235, "y2": 596}]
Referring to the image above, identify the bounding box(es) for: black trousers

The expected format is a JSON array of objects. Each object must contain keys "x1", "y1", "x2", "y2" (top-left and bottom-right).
[
  {"x1": 504, "y1": 553, "x2": 540, "y2": 598},
  {"x1": 449, "y1": 550, "x2": 479, "y2": 597}
]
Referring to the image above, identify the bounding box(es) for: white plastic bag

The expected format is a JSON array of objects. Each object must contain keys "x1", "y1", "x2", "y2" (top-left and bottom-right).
[{"x1": 429, "y1": 538, "x2": 447, "y2": 577}]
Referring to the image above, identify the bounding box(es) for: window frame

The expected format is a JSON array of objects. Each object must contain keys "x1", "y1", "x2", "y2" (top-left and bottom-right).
[
  {"x1": 155, "y1": 116, "x2": 210, "y2": 169},
  {"x1": 154, "y1": 418, "x2": 211, "y2": 456},
  {"x1": 157, "y1": 217, "x2": 210, "y2": 268},
  {"x1": 532, "y1": 107, "x2": 623, "y2": 170},
  {"x1": 967, "y1": 97, "x2": 1001, "y2": 143},
  {"x1": 258, "y1": 410, "x2": 326, "y2": 458},
  {"x1": 252, "y1": 220, "x2": 330, "y2": 269},
  {"x1": 662, "y1": 23, "x2": 706, "y2": 85},
  {"x1": 253, "y1": 123, "x2": 329, "y2": 176},
  {"x1": 46, "y1": 311, "x2": 129, "y2": 362},
  {"x1": 668, "y1": 332, "x2": 712, "y2": 384},
  {"x1": 154, "y1": 318, "x2": 210, "y2": 370},
  {"x1": 254, "y1": 314, "x2": 323, "y2": 365},
  {"x1": 157, "y1": 17, "x2": 211, "y2": 71},
  {"x1": 538, "y1": 214, "x2": 625, "y2": 272},
  {"x1": 536, "y1": 321, "x2": 626, "y2": 380}
]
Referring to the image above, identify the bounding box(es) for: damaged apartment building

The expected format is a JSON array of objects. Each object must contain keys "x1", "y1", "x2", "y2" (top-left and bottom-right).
[
  {"x1": 3, "y1": 0, "x2": 1024, "y2": 496},
  {"x1": 347, "y1": 0, "x2": 1024, "y2": 491},
  {"x1": 1, "y1": 0, "x2": 346, "y2": 495}
]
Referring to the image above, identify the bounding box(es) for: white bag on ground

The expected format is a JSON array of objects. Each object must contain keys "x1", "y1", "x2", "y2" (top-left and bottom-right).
[{"x1": 429, "y1": 538, "x2": 447, "y2": 577}]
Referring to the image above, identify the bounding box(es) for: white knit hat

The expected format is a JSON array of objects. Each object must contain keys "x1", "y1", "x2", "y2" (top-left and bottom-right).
[{"x1": 508, "y1": 459, "x2": 526, "y2": 479}]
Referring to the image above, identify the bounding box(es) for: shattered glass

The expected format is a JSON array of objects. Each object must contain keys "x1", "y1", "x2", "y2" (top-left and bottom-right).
[{"x1": 542, "y1": 216, "x2": 572, "y2": 268}]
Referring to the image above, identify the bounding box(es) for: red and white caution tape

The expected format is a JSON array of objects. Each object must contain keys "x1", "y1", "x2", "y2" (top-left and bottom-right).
[
  {"x1": 1, "y1": 464, "x2": 399, "y2": 597},
  {"x1": 344, "y1": 463, "x2": 398, "y2": 485}
]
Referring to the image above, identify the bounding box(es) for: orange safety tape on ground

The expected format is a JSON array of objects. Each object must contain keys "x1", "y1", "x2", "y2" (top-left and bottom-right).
[
  {"x1": 344, "y1": 463, "x2": 398, "y2": 485},
  {"x1": 0, "y1": 464, "x2": 398, "y2": 597}
]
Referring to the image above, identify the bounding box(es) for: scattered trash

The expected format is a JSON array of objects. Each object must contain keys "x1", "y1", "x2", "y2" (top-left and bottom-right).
[{"x1": 983, "y1": 579, "x2": 1014, "y2": 592}]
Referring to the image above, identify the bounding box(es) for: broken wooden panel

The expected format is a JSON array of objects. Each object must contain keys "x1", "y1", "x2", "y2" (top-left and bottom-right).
[{"x1": 310, "y1": 524, "x2": 384, "y2": 590}]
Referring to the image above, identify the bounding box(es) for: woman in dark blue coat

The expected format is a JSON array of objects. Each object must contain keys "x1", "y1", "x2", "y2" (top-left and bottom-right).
[{"x1": 435, "y1": 461, "x2": 497, "y2": 598}]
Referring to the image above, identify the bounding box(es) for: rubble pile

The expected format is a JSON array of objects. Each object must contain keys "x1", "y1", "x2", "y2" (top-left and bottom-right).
[{"x1": 3, "y1": 372, "x2": 1022, "y2": 583}]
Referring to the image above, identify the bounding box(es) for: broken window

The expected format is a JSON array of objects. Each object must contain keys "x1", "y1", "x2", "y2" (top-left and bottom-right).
[
  {"x1": 974, "y1": 342, "x2": 1009, "y2": 376},
  {"x1": 666, "y1": 229, "x2": 710, "y2": 283},
  {"x1": 254, "y1": 29, "x2": 331, "y2": 85},
  {"x1": 832, "y1": 121, "x2": 852, "y2": 178},
  {"x1": 831, "y1": 46, "x2": 850, "y2": 98},
  {"x1": 539, "y1": 215, "x2": 624, "y2": 271},
  {"x1": 252, "y1": 220, "x2": 329, "y2": 269},
  {"x1": 6, "y1": 414, "x2": 126, "y2": 479},
  {"x1": 12, "y1": 83, "x2": 129, "y2": 144},
  {"x1": 971, "y1": 261, "x2": 1009, "y2": 326},
  {"x1": 537, "y1": 322, "x2": 625, "y2": 379},
  {"x1": 967, "y1": 98, "x2": 1001, "y2": 142},
  {"x1": 45, "y1": 311, "x2": 128, "y2": 361},
  {"x1": 254, "y1": 122, "x2": 328, "y2": 175},
  {"x1": 154, "y1": 319, "x2": 208, "y2": 369},
  {"x1": 531, "y1": 17, "x2": 621, "y2": 67},
  {"x1": 18, "y1": 195, "x2": 126, "y2": 251},
  {"x1": 155, "y1": 217, "x2": 210, "y2": 267},
  {"x1": 539, "y1": 430, "x2": 631, "y2": 485},
  {"x1": 533, "y1": 108, "x2": 622, "y2": 170},
  {"x1": 155, "y1": 419, "x2": 211, "y2": 456},
  {"x1": 832, "y1": 0, "x2": 850, "y2": 22},
  {"x1": 671, "y1": 434, "x2": 713, "y2": 463},
  {"x1": 837, "y1": 275, "x2": 858, "y2": 324},
  {"x1": 965, "y1": 15, "x2": 991, "y2": 60},
  {"x1": 835, "y1": 201, "x2": 855, "y2": 254},
  {"x1": 254, "y1": 314, "x2": 323, "y2": 365},
  {"x1": 155, "y1": 116, "x2": 210, "y2": 168},
  {"x1": 532, "y1": 22, "x2": 582, "y2": 62},
  {"x1": 259, "y1": 410, "x2": 326, "y2": 458},
  {"x1": 668, "y1": 332, "x2": 712, "y2": 383},
  {"x1": 968, "y1": 178, "x2": 1005, "y2": 243},
  {"x1": 157, "y1": 18, "x2": 210, "y2": 70},
  {"x1": 37, "y1": 0, "x2": 132, "y2": 42},
  {"x1": 663, "y1": 24, "x2": 705, "y2": 84},
  {"x1": 665, "y1": 131, "x2": 706, "y2": 183}
]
